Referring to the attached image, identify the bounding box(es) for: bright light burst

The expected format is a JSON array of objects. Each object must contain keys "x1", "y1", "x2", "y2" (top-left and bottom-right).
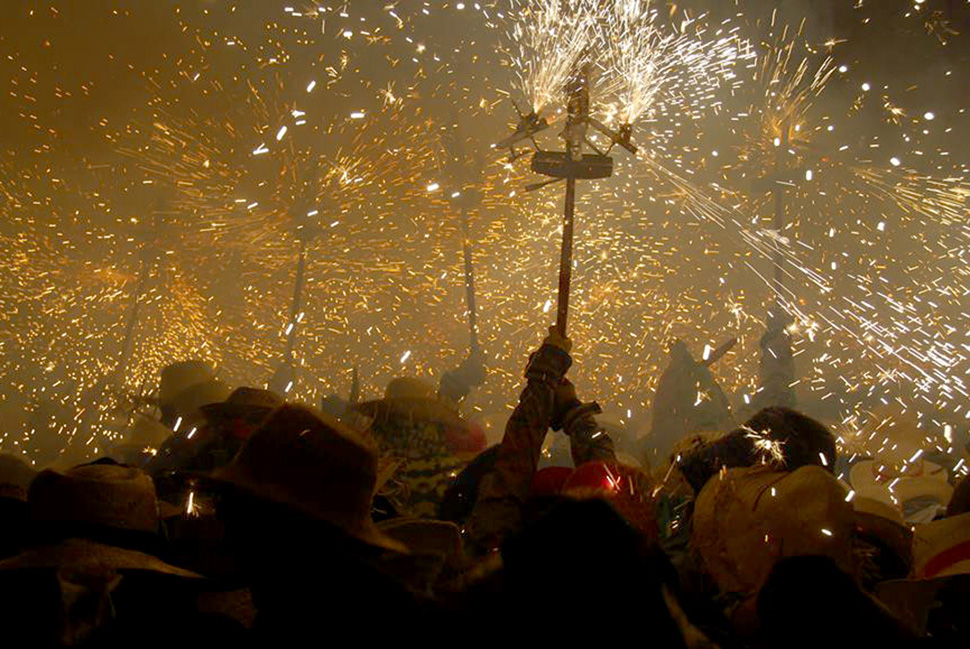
[{"x1": 0, "y1": 1, "x2": 967, "y2": 467}]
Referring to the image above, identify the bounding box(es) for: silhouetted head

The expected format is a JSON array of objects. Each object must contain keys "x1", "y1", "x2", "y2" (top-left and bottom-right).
[
  {"x1": 745, "y1": 407, "x2": 837, "y2": 472},
  {"x1": 678, "y1": 407, "x2": 836, "y2": 493},
  {"x1": 501, "y1": 498, "x2": 685, "y2": 645},
  {"x1": 757, "y1": 555, "x2": 916, "y2": 649}
]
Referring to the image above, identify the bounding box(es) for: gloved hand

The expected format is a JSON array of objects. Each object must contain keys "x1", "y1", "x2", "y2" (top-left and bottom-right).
[
  {"x1": 551, "y1": 378, "x2": 581, "y2": 431},
  {"x1": 542, "y1": 326, "x2": 571, "y2": 354},
  {"x1": 524, "y1": 327, "x2": 572, "y2": 384}
]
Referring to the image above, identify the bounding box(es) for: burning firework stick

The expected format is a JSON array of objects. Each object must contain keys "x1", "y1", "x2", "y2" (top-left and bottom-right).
[
  {"x1": 459, "y1": 203, "x2": 480, "y2": 351},
  {"x1": 772, "y1": 120, "x2": 791, "y2": 289},
  {"x1": 555, "y1": 175, "x2": 577, "y2": 336},
  {"x1": 441, "y1": 120, "x2": 484, "y2": 353},
  {"x1": 553, "y1": 62, "x2": 591, "y2": 337},
  {"x1": 270, "y1": 168, "x2": 321, "y2": 395},
  {"x1": 504, "y1": 59, "x2": 633, "y2": 337}
]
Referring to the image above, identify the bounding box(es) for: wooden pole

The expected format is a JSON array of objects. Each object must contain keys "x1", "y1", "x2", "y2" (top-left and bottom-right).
[
  {"x1": 555, "y1": 175, "x2": 577, "y2": 336},
  {"x1": 459, "y1": 205, "x2": 479, "y2": 350}
]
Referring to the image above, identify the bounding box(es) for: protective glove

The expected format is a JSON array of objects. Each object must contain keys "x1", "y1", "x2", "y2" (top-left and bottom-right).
[
  {"x1": 524, "y1": 327, "x2": 572, "y2": 385},
  {"x1": 551, "y1": 378, "x2": 582, "y2": 431}
]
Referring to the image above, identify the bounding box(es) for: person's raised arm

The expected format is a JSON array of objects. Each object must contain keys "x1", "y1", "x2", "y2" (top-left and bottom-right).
[
  {"x1": 551, "y1": 378, "x2": 616, "y2": 466},
  {"x1": 465, "y1": 328, "x2": 571, "y2": 556}
]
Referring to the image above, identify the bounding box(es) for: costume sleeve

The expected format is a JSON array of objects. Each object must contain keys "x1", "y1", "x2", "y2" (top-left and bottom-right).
[
  {"x1": 562, "y1": 402, "x2": 617, "y2": 466},
  {"x1": 465, "y1": 344, "x2": 570, "y2": 556}
]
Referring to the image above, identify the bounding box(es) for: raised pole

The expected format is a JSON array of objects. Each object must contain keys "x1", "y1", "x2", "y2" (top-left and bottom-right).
[
  {"x1": 772, "y1": 121, "x2": 790, "y2": 289},
  {"x1": 459, "y1": 205, "x2": 479, "y2": 350},
  {"x1": 118, "y1": 256, "x2": 149, "y2": 376},
  {"x1": 284, "y1": 237, "x2": 307, "y2": 361},
  {"x1": 556, "y1": 175, "x2": 576, "y2": 336}
]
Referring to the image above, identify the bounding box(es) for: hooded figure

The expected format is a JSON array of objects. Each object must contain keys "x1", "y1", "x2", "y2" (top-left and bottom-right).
[{"x1": 641, "y1": 340, "x2": 734, "y2": 465}]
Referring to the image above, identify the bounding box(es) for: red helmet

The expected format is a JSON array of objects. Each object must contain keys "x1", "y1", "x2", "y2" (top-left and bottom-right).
[
  {"x1": 530, "y1": 466, "x2": 574, "y2": 498},
  {"x1": 562, "y1": 461, "x2": 658, "y2": 542}
]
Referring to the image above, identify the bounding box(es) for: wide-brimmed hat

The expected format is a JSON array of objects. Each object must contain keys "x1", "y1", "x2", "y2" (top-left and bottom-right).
[
  {"x1": 852, "y1": 501, "x2": 914, "y2": 574},
  {"x1": 0, "y1": 453, "x2": 37, "y2": 502},
  {"x1": 207, "y1": 404, "x2": 408, "y2": 554},
  {"x1": 356, "y1": 377, "x2": 462, "y2": 426},
  {"x1": 853, "y1": 495, "x2": 905, "y2": 524},
  {"x1": 200, "y1": 387, "x2": 284, "y2": 427},
  {"x1": 169, "y1": 378, "x2": 231, "y2": 419},
  {"x1": 30, "y1": 463, "x2": 162, "y2": 534},
  {"x1": 692, "y1": 465, "x2": 856, "y2": 597},
  {"x1": 870, "y1": 512, "x2": 970, "y2": 636},
  {"x1": 2, "y1": 464, "x2": 198, "y2": 578},
  {"x1": 912, "y1": 512, "x2": 970, "y2": 579},
  {"x1": 159, "y1": 360, "x2": 218, "y2": 406},
  {"x1": 0, "y1": 537, "x2": 199, "y2": 578},
  {"x1": 850, "y1": 459, "x2": 952, "y2": 518},
  {"x1": 377, "y1": 518, "x2": 464, "y2": 569}
]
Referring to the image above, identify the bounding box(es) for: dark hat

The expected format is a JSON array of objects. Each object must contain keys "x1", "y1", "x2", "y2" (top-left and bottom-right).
[
  {"x1": 29, "y1": 463, "x2": 161, "y2": 534},
  {"x1": 0, "y1": 538, "x2": 199, "y2": 578},
  {"x1": 200, "y1": 386, "x2": 284, "y2": 427},
  {"x1": 207, "y1": 404, "x2": 408, "y2": 553},
  {"x1": 356, "y1": 378, "x2": 462, "y2": 426},
  {"x1": 0, "y1": 463, "x2": 199, "y2": 578}
]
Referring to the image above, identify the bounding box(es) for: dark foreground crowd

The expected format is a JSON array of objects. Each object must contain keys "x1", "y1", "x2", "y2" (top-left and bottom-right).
[{"x1": 1, "y1": 326, "x2": 969, "y2": 648}]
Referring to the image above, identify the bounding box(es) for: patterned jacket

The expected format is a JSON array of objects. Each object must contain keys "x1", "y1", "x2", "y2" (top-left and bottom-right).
[{"x1": 372, "y1": 415, "x2": 470, "y2": 519}]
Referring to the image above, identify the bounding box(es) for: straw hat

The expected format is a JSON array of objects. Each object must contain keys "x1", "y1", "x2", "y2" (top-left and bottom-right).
[
  {"x1": 868, "y1": 513, "x2": 970, "y2": 635},
  {"x1": 912, "y1": 512, "x2": 970, "y2": 579},
  {"x1": 853, "y1": 495, "x2": 904, "y2": 525},
  {"x1": 852, "y1": 503, "x2": 914, "y2": 572},
  {"x1": 200, "y1": 387, "x2": 284, "y2": 427},
  {"x1": 158, "y1": 360, "x2": 218, "y2": 406},
  {"x1": 207, "y1": 404, "x2": 408, "y2": 554},
  {"x1": 377, "y1": 518, "x2": 464, "y2": 569},
  {"x1": 0, "y1": 538, "x2": 199, "y2": 579},
  {"x1": 356, "y1": 377, "x2": 462, "y2": 425},
  {"x1": 692, "y1": 465, "x2": 856, "y2": 596},
  {"x1": 0, "y1": 463, "x2": 199, "y2": 578},
  {"x1": 850, "y1": 459, "x2": 952, "y2": 517},
  {"x1": 29, "y1": 464, "x2": 162, "y2": 534},
  {"x1": 0, "y1": 453, "x2": 37, "y2": 502}
]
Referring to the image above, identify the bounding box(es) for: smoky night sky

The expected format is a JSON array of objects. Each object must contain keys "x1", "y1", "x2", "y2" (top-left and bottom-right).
[{"x1": 0, "y1": 1, "x2": 968, "y2": 464}]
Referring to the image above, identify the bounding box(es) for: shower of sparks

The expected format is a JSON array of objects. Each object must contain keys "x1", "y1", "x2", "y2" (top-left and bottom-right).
[
  {"x1": 0, "y1": 2, "x2": 967, "y2": 467},
  {"x1": 605, "y1": 1, "x2": 752, "y2": 126},
  {"x1": 742, "y1": 425, "x2": 786, "y2": 465},
  {"x1": 507, "y1": 0, "x2": 598, "y2": 114}
]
